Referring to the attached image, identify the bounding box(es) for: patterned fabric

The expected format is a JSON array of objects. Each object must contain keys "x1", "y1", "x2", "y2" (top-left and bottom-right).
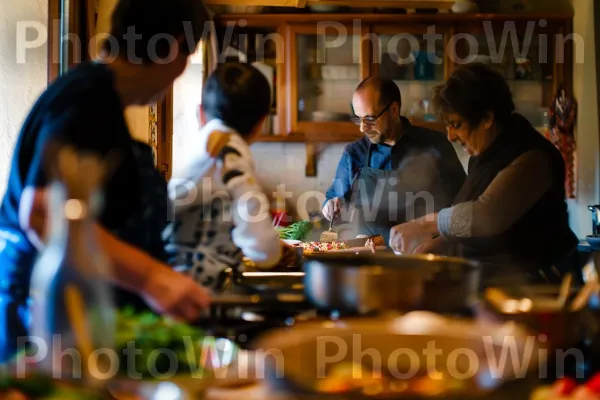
[
  {"x1": 148, "y1": 103, "x2": 158, "y2": 166},
  {"x1": 163, "y1": 121, "x2": 281, "y2": 290},
  {"x1": 546, "y1": 88, "x2": 577, "y2": 199},
  {"x1": 163, "y1": 199, "x2": 244, "y2": 288},
  {"x1": 438, "y1": 204, "x2": 471, "y2": 238}
]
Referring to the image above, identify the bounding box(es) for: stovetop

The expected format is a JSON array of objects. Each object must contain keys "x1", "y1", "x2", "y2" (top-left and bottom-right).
[{"x1": 199, "y1": 292, "x2": 480, "y2": 350}]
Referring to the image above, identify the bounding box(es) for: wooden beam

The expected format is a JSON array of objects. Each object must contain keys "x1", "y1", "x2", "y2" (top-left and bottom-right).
[
  {"x1": 48, "y1": 0, "x2": 60, "y2": 84},
  {"x1": 206, "y1": 0, "x2": 457, "y2": 8},
  {"x1": 305, "y1": 143, "x2": 317, "y2": 176},
  {"x1": 215, "y1": 13, "x2": 574, "y2": 25},
  {"x1": 308, "y1": 0, "x2": 455, "y2": 8},
  {"x1": 207, "y1": 0, "x2": 297, "y2": 6}
]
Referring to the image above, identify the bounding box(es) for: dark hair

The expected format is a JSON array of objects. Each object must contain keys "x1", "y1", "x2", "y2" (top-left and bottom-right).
[
  {"x1": 201, "y1": 62, "x2": 271, "y2": 136},
  {"x1": 103, "y1": 0, "x2": 209, "y2": 63},
  {"x1": 432, "y1": 63, "x2": 515, "y2": 127},
  {"x1": 355, "y1": 76, "x2": 402, "y2": 109}
]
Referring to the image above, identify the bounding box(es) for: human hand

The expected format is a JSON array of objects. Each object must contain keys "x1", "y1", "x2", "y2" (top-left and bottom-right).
[
  {"x1": 413, "y1": 235, "x2": 446, "y2": 255},
  {"x1": 322, "y1": 198, "x2": 341, "y2": 221},
  {"x1": 279, "y1": 241, "x2": 301, "y2": 268},
  {"x1": 365, "y1": 235, "x2": 385, "y2": 253},
  {"x1": 142, "y1": 267, "x2": 211, "y2": 321},
  {"x1": 389, "y1": 221, "x2": 434, "y2": 254}
]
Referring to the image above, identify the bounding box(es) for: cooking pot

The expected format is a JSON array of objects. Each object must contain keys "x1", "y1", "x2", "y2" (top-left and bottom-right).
[{"x1": 302, "y1": 253, "x2": 481, "y2": 314}]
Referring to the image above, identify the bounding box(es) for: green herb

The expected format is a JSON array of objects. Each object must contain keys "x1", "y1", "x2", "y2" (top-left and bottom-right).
[
  {"x1": 0, "y1": 373, "x2": 54, "y2": 397},
  {"x1": 277, "y1": 221, "x2": 313, "y2": 241},
  {"x1": 114, "y1": 307, "x2": 211, "y2": 379},
  {"x1": 0, "y1": 373, "x2": 106, "y2": 400}
]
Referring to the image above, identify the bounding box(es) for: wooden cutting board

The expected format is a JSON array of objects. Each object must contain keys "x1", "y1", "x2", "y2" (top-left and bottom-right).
[
  {"x1": 315, "y1": 246, "x2": 389, "y2": 253},
  {"x1": 341, "y1": 235, "x2": 385, "y2": 248}
]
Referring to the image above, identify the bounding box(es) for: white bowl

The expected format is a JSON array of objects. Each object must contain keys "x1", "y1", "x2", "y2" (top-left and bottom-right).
[{"x1": 283, "y1": 239, "x2": 302, "y2": 246}]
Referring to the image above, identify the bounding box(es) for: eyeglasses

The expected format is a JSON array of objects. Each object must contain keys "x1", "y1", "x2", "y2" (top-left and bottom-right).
[{"x1": 350, "y1": 102, "x2": 395, "y2": 126}]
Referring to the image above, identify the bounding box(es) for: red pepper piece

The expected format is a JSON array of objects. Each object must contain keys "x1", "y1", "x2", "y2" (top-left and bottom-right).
[
  {"x1": 553, "y1": 377, "x2": 577, "y2": 395},
  {"x1": 585, "y1": 373, "x2": 600, "y2": 393}
]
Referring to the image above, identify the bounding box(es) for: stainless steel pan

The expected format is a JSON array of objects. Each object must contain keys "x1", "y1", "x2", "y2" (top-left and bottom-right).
[{"x1": 303, "y1": 252, "x2": 481, "y2": 314}]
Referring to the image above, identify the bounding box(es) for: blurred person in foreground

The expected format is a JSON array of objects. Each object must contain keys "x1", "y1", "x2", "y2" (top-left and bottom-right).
[
  {"x1": 164, "y1": 62, "x2": 295, "y2": 289},
  {"x1": 388, "y1": 63, "x2": 579, "y2": 283},
  {"x1": 0, "y1": 0, "x2": 213, "y2": 361}
]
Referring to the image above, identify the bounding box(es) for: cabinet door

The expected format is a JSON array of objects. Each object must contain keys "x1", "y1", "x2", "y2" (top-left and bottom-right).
[
  {"x1": 370, "y1": 25, "x2": 450, "y2": 129},
  {"x1": 288, "y1": 24, "x2": 370, "y2": 140},
  {"x1": 452, "y1": 20, "x2": 561, "y2": 128},
  {"x1": 214, "y1": 23, "x2": 284, "y2": 136}
]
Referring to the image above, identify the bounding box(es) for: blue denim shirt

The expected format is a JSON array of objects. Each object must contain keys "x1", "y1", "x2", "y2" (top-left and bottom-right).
[
  {"x1": 324, "y1": 118, "x2": 466, "y2": 208},
  {"x1": 324, "y1": 136, "x2": 393, "y2": 203}
]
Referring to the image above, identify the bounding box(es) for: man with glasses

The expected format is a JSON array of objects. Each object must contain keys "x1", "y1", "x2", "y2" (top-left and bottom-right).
[{"x1": 322, "y1": 77, "x2": 466, "y2": 247}]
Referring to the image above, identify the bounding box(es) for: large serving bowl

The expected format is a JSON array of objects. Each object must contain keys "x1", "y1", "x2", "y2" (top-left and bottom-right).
[{"x1": 253, "y1": 312, "x2": 545, "y2": 399}]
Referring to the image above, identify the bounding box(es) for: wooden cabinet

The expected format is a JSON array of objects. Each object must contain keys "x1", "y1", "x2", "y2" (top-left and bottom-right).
[
  {"x1": 288, "y1": 24, "x2": 369, "y2": 139},
  {"x1": 451, "y1": 18, "x2": 571, "y2": 126},
  {"x1": 213, "y1": 12, "x2": 573, "y2": 143}
]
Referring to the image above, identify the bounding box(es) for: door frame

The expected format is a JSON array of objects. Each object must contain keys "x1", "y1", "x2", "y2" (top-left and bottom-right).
[{"x1": 47, "y1": 0, "x2": 173, "y2": 180}]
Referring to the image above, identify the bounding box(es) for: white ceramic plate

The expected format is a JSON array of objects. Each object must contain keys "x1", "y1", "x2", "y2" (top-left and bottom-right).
[{"x1": 283, "y1": 239, "x2": 302, "y2": 246}]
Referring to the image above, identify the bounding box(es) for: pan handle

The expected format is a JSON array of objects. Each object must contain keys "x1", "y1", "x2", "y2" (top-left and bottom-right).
[{"x1": 210, "y1": 292, "x2": 306, "y2": 305}]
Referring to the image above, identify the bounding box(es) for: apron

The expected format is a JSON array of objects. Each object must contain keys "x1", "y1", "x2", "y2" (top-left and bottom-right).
[{"x1": 351, "y1": 144, "x2": 401, "y2": 246}]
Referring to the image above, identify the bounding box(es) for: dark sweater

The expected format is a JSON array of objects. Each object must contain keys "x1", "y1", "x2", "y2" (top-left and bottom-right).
[{"x1": 452, "y1": 113, "x2": 578, "y2": 271}]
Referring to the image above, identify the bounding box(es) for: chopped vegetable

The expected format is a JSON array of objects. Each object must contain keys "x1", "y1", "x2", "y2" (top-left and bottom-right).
[
  {"x1": 553, "y1": 377, "x2": 577, "y2": 395},
  {"x1": 299, "y1": 241, "x2": 349, "y2": 253},
  {"x1": 0, "y1": 373, "x2": 54, "y2": 398},
  {"x1": 585, "y1": 373, "x2": 600, "y2": 393},
  {"x1": 0, "y1": 373, "x2": 106, "y2": 400},
  {"x1": 114, "y1": 307, "x2": 214, "y2": 379},
  {"x1": 277, "y1": 221, "x2": 313, "y2": 241},
  {"x1": 532, "y1": 374, "x2": 600, "y2": 400},
  {"x1": 315, "y1": 363, "x2": 465, "y2": 396}
]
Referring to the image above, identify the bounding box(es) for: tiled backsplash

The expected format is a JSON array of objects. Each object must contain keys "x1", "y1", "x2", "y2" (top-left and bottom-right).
[
  {"x1": 249, "y1": 143, "x2": 346, "y2": 220},
  {"x1": 249, "y1": 140, "x2": 469, "y2": 220}
]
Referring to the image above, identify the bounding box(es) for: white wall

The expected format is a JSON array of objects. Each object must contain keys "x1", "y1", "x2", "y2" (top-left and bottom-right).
[
  {"x1": 567, "y1": 0, "x2": 599, "y2": 238},
  {"x1": 96, "y1": 0, "x2": 150, "y2": 143},
  {"x1": 0, "y1": 0, "x2": 48, "y2": 193},
  {"x1": 172, "y1": 45, "x2": 204, "y2": 173}
]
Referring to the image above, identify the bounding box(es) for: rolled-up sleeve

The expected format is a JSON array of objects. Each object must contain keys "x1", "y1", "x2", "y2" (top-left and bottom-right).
[{"x1": 438, "y1": 150, "x2": 553, "y2": 238}]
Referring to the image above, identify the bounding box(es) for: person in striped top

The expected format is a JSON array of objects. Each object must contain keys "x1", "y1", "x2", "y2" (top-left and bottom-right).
[{"x1": 164, "y1": 62, "x2": 285, "y2": 289}]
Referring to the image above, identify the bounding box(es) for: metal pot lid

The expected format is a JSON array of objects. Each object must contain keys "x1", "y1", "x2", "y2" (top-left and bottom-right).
[{"x1": 303, "y1": 252, "x2": 480, "y2": 269}]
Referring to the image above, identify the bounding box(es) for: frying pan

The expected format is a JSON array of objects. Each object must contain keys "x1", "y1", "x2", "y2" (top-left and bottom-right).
[{"x1": 302, "y1": 252, "x2": 481, "y2": 314}]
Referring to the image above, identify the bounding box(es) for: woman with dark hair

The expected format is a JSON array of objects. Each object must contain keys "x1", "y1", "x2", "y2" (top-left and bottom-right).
[{"x1": 388, "y1": 63, "x2": 579, "y2": 283}]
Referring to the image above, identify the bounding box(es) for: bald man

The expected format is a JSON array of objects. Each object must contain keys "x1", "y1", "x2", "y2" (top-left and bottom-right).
[{"x1": 322, "y1": 77, "x2": 466, "y2": 246}]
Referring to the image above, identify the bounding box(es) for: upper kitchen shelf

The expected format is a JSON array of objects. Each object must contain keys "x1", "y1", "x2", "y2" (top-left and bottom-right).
[{"x1": 210, "y1": 11, "x2": 573, "y2": 143}]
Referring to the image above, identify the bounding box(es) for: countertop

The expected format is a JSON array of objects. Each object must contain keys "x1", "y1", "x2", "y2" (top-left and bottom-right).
[{"x1": 578, "y1": 239, "x2": 600, "y2": 253}]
